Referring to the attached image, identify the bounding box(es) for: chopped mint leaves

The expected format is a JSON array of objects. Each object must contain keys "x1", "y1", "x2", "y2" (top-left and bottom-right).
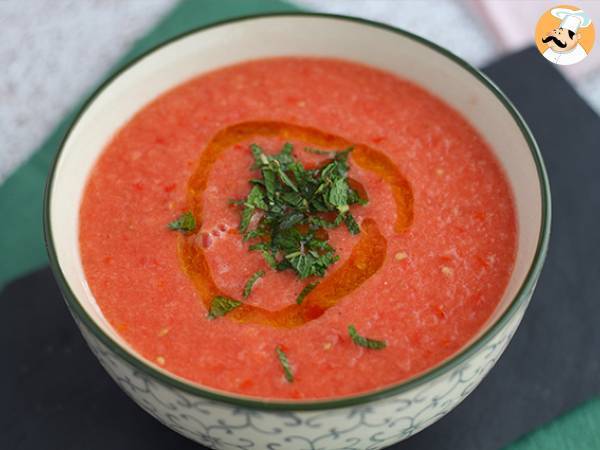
[{"x1": 232, "y1": 143, "x2": 366, "y2": 280}]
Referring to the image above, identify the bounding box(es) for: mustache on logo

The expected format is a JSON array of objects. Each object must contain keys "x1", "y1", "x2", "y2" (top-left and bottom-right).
[{"x1": 542, "y1": 35, "x2": 567, "y2": 48}]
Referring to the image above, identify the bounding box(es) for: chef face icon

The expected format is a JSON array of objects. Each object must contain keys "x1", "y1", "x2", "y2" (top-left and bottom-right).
[
  {"x1": 542, "y1": 26, "x2": 580, "y2": 53},
  {"x1": 535, "y1": 6, "x2": 595, "y2": 66}
]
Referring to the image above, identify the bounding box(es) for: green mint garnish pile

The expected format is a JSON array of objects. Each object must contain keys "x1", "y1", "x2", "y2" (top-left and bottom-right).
[{"x1": 234, "y1": 143, "x2": 367, "y2": 282}]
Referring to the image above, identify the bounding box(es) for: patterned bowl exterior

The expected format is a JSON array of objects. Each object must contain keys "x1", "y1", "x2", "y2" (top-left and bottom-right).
[{"x1": 71, "y1": 293, "x2": 529, "y2": 450}]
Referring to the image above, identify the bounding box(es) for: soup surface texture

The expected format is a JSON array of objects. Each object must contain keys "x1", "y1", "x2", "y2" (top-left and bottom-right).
[{"x1": 80, "y1": 57, "x2": 516, "y2": 400}]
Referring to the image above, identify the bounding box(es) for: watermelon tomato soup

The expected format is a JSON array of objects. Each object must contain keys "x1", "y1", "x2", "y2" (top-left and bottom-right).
[{"x1": 79, "y1": 57, "x2": 516, "y2": 400}]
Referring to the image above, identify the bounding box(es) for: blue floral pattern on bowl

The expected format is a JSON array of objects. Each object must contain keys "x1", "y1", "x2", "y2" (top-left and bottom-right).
[{"x1": 74, "y1": 301, "x2": 526, "y2": 450}]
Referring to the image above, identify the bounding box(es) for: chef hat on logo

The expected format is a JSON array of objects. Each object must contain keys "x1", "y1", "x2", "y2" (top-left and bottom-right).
[{"x1": 551, "y1": 8, "x2": 592, "y2": 33}]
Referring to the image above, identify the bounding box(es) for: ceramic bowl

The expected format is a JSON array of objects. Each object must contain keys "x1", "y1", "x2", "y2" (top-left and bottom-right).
[{"x1": 44, "y1": 14, "x2": 550, "y2": 449}]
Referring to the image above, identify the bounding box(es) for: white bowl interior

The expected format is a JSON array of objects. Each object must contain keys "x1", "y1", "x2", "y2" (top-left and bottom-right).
[{"x1": 49, "y1": 16, "x2": 543, "y2": 383}]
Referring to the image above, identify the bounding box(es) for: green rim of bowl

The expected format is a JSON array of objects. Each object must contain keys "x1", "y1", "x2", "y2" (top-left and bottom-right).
[{"x1": 43, "y1": 12, "x2": 551, "y2": 411}]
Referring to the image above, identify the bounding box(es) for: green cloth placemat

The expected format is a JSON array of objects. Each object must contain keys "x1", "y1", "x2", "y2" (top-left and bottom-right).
[
  {"x1": 1, "y1": 1, "x2": 598, "y2": 449},
  {"x1": 506, "y1": 397, "x2": 600, "y2": 450}
]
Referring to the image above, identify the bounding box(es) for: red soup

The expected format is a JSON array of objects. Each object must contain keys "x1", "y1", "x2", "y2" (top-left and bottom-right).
[{"x1": 80, "y1": 57, "x2": 516, "y2": 400}]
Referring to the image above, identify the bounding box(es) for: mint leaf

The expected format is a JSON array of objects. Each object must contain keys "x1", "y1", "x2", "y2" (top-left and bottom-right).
[
  {"x1": 273, "y1": 162, "x2": 298, "y2": 192},
  {"x1": 246, "y1": 185, "x2": 267, "y2": 210},
  {"x1": 335, "y1": 147, "x2": 353, "y2": 162},
  {"x1": 348, "y1": 325, "x2": 387, "y2": 350},
  {"x1": 289, "y1": 162, "x2": 307, "y2": 186},
  {"x1": 274, "y1": 142, "x2": 294, "y2": 167},
  {"x1": 296, "y1": 281, "x2": 319, "y2": 305},
  {"x1": 243, "y1": 228, "x2": 266, "y2": 242},
  {"x1": 262, "y1": 167, "x2": 276, "y2": 200},
  {"x1": 279, "y1": 211, "x2": 305, "y2": 230},
  {"x1": 329, "y1": 178, "x2": 349, "y2": 212},
  {"x1": 286, "y1": 253, "x2": 312, "y2": 279},
  {"x1": 250, "y1": 144, "x2": 266, "y2": 168},
  {"x1": 344, "y1": 213, "x2": 360, "y2": 235},
  {"x1": 261, "y1": 250, "x2": 278, "y2": 269},
  {"x1": 281, "y1": 191, "x2": 308, "y2": 210},
  {"x1": 275, "y1": 346, "x2": 294, "y2": 382},
  {"x1": 242, "y1": 270, "x2": 265, "y2": 299},
  {"x1": 239, "y1": 205, "x2": 254, "y2": 233},
  {"x1": 208, "y1": 296, "x2": 242, "y2": 319},
  {"x1": 168, "y1": 212, "x2": 196, "y2": 233}
]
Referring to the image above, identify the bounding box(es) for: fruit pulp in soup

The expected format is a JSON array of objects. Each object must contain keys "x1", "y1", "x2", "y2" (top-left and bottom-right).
[{"x1": 79, "y1": 57, "x2": 517, "y2": 400}]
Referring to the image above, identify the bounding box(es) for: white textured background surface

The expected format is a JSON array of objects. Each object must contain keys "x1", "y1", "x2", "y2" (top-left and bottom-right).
[
  {"x1": 1, "y1": 0, "x2": 599, "y2": 184},
  {"x1": 296, "y1": 0, "x2": 501, "y2": 66},
  {"x1": 0, "y1": 0, "x2": 176, "y2": 182}
]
